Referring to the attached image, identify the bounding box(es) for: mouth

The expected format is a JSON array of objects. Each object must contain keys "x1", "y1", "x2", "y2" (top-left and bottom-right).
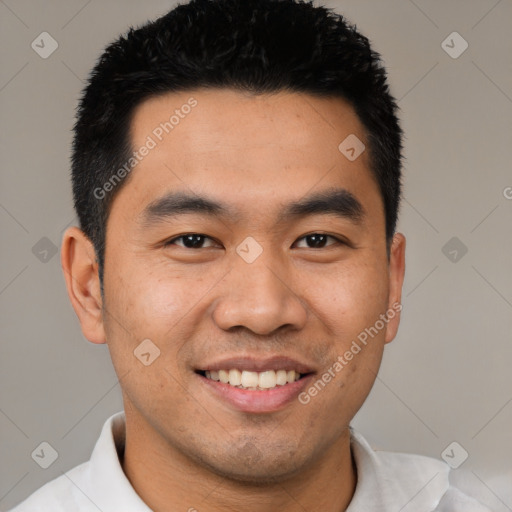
[
  {"x1": 197, "y1": 368, "x2": 305, "y2": 391},
  {"x1": 194, "y1": 356, "x2": 315, "y2": 413}
]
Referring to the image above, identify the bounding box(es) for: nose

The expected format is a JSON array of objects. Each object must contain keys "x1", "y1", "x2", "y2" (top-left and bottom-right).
[{"x1": 212, "y1": 253, "x2": 308, "y2": 336}]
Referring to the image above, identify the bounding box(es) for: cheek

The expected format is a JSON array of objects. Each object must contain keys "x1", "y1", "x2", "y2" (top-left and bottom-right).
[
  {"x1": 307, "y1": 260, "x2": 389, "y2": 339},
  {"x1": 105, "y1": 265, "x2": 216, "y2": 370},
  {"x1": 108, "y1": 261, "x2": 189, "y2": 327},
  {"x1": 138, "y1": 281, "x2": 185, "y2": 323}
]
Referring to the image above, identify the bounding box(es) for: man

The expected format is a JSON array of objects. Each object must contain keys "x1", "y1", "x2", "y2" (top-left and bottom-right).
[{"x1": 9, "y1": 0, "x2": 491, "y2": 510}]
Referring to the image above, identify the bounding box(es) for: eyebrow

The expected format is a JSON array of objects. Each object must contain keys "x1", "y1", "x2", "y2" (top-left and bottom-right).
[{"x1": 140, "y1": 188, "x2": 365, "y2": 227}]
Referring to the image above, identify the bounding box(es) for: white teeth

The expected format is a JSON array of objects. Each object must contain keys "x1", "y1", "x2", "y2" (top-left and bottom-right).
[
  {"x1": 204, "y1": 369, "x2": 303, "y2": 390},
  {"x1": 259, "y1": 370, "x2": 277, "y2": 389},
  {"x1": 276, "y1": 370, "x2": 287, "y2": 386},
  {"x1": 241, "y1": 371, "x2": 259, "y2": 388},
  {"x1": 228, "y1": 369, "x2": 242, "y2": 386}
]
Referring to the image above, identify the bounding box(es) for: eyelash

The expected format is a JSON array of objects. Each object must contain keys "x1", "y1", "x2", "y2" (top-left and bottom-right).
[{"x1": 163, "y1": 233, "x2": 345, "y2": 249}]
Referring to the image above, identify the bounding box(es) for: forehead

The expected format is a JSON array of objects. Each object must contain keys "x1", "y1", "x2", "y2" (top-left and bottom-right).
[
  {"x1": 130, "y1": 88, "x2": 364, "y2": 162},
  {"x1": 113, "y1": 88, "x2": 382, "y2": 225}
]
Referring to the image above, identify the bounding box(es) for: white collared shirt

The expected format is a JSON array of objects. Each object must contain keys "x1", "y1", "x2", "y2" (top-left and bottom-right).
[{"x1": 8, "y1": 411, "x2": 491, "y2": 512}]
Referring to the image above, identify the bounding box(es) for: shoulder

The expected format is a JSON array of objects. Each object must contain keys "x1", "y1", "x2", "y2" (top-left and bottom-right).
[
  {"x1": 435, "y1": 487, "x2": 494, "y2": 511},
  {"x1": 7, "y1": 462, "x2": 91, "y2": 512},
  {"x1": 376, "y1": 451, "x2": 492, "y2": 511},
  {"x1": 7, "y1": 411, "x2": 127, "y2": 512},
  {"x1": 349, "y1": 429, "x2": 492, "y2": 512}
]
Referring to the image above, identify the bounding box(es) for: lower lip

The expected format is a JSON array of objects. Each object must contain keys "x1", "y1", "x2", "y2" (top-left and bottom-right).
[{"x1": 198, "y1": 373, "x2": 314, "y2": 413}]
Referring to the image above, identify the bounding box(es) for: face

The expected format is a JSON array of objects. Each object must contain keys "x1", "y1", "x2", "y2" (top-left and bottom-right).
[{"x1": 65, "y1": 89, "x2": 405, "y2": 483}]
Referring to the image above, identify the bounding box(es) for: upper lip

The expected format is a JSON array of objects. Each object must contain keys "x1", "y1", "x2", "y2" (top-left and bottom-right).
[{"x1": 196, "y1": 355, "x2": 316, "y2": 374}]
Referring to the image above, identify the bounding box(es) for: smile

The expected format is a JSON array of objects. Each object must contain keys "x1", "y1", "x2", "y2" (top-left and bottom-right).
[
  {"x1": 195, "y1": 356, "x2": 315, "y2": 412},
  {"x1": 203, "y1": 369, "x2": 302, "y2": 390}
]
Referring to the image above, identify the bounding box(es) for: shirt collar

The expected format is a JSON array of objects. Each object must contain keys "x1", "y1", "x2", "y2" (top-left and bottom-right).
[
  {"x1": 347, "y1": 428, "x2": 450, "y2": 512},
  {"x1": 81, "y1": 411, "x2": 151, "y2": 511}
]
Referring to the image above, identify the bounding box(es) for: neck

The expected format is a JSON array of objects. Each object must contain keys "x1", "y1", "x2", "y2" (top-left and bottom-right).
[{"x1": 121, "y1": 408, "x2": 357, "y2": 512}]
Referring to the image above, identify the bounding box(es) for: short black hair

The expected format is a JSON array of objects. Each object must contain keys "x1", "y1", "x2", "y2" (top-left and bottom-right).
[{"x1": 71, "y1": 0, "x2": 402, "y2": 287}]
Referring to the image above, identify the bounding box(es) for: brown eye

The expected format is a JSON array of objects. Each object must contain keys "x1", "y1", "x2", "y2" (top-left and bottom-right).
[
  {"x1": 294, "y1": 234, "x2": 340, "y2": 249},
  {"x1": 166, "y1": 234, "x2": 218, "y2": 249}
]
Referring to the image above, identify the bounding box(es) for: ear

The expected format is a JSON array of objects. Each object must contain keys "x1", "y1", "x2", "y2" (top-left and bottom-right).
[
  {"x1": 61, "y1": 227, "x2": 106, "y2": 344},
  {"x1": 384, "y1": 232, "x2": 406, "y2": 344}
]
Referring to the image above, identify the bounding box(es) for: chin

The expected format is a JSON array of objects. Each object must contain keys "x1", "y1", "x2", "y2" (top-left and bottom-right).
[
  {"x1": 192, "y1": 442, "x2": 310, "y2": 485},
  {"x1": 206, "y1": 462, "x2": 304, "y2": 486}
]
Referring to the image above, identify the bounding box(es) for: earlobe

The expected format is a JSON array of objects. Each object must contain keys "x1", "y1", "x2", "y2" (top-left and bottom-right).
[
  {"x1": 61, "y1": 227, "x2": 106, "y2": 344},
  {"x1": 385, "y1": 232, "x2": 406, "y2": 344}
]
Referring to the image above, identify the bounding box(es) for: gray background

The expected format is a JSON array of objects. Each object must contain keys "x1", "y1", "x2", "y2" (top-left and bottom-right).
[{"x1": 1, "y1": 0, "x2": 511, "y2": 510}]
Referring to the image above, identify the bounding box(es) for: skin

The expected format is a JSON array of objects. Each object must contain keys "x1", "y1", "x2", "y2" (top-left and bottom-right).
[{"x1": 62, "y1": 89, "x2": 406, "y2": 512}]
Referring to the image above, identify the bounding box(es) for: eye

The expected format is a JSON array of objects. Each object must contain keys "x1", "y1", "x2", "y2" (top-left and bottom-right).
[
  {"x1": 164, "y1": 233, "x2": 344, "y2": 250},
  {"x1": 164, "y1": 234, "x2": 219, "y2": 249},
  {"x1": 294, "y1": 233, "x2": 342, "y2": 249}
]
